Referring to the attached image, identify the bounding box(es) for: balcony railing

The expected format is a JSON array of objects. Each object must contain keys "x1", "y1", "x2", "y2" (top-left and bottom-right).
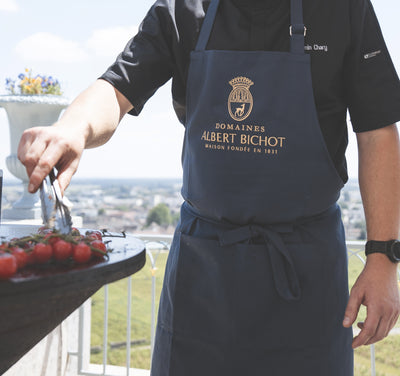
[
  {"x1": 69, "y1": 238, "x2": 399, "y2": 376},
  {"x1": 75, "y1": 235, "x2": 172, "y2": 376}
]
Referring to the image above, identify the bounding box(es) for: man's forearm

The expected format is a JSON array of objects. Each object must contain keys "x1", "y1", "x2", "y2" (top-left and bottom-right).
[
  {"x1": 55, "y1": 79, "x2": 134, "y2": 149},
  {"x1": 357, "y1": 124, "x2": 400, "y2": 242}
]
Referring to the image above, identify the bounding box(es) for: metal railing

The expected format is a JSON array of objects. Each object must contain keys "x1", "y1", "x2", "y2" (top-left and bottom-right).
[
  {"x1": 74, "y1": 238, "x2": 399, "y2": 376},
  {"x1": 76, "y1": 235, "x2": 172, "y2": 376}
]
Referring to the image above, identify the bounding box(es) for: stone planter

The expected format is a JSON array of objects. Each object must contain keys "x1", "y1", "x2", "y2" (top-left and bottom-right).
[{"x1": 0, "y1": 95, "x2": 70, "y2": 219}]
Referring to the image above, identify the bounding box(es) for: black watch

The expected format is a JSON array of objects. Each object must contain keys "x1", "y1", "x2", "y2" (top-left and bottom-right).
[{"x1": 365, "y1": 240, "x2": 400, "y2": 263}]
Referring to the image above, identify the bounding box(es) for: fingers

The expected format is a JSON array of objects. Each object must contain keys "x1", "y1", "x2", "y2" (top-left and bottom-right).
[
  {"x1": 17, "y1": 129, "x2": 42, "y2": 178},
  {"x1": 17, "y1": 127, "x2": 82, "y2": 193},
  {"x1": 352, "y1": 311, "x2": 382, "y2": 348},
  {"x1": 352, "y1": 304, "x2": 399, "y2": 348},
  {"x1": 343, "y1": 285, "x2": 385, "y2": 348},
  {"x1": 57, "y1": 162, "x2": 79, "y2": 194},
  {"x1": 357, "y1": 315, "x2": 391, "y2": 347},
  {"x1": 343, "y1": 287, "x2": 363, "y2": 328},
  {"x1": 388, "y1": 310, "x2": 400, "y2": 335},
  {"x1": 28, "y1": 141, "x2": 67, "y2": 193},
  {"x1": 364, "y1": 304, "x2": 400, "y2": 346}
]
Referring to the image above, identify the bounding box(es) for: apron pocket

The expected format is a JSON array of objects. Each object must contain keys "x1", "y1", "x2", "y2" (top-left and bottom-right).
[{"x1": 172, "y1": 233, "x2": 327, "y2": 349}]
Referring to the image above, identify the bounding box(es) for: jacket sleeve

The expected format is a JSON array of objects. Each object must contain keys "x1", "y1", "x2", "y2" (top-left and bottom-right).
[
  {"x1": 345, "y1": 0, "x2": 400, "y2": 132},
  {"x1": 100, "y1": 0, "x2": 176, "y2": 116}
]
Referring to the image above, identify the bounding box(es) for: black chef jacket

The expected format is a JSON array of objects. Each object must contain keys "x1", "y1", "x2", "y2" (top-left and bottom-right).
[{"x1": 100, "y1": 0, "x2": 400, "y2": 182}]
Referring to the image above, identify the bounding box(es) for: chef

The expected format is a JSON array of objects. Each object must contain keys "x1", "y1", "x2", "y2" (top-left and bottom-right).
[{"x1": 18, "y1": 0, "x2": 400, "y2": 374}]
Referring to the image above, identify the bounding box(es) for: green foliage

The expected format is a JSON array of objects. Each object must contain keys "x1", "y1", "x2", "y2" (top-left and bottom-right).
[
  {"x1": 171, "y1": 212, "x2": 180, "y2": 226},
  {"x1": 146, "y1": 203, "x2": 172, "y2": 227}
]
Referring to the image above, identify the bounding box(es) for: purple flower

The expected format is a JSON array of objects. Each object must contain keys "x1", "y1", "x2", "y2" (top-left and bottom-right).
[
  {"x1": 18, "y1": 73, "x2": 25, "y2": 80},
  {"x1": 5, "y1": 78, "x2": 15, "y2": 86},
  {"x1": 5, "y1": 78, "x2": 16, "y2": 93}
]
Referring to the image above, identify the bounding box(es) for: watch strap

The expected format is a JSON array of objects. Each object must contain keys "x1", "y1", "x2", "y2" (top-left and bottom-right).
[{"x1": 365, "y1": 240, "x2": 400, "y2": 263}]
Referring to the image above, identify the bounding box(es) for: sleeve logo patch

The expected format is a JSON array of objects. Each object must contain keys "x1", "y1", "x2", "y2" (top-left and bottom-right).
[{"x1": 364, "y1": 50, "x2": 381, "y2": 59}]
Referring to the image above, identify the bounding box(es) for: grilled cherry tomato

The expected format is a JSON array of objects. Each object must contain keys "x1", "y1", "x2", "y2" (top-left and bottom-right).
[
  {"x1": 33, "y1": 243, "x2": 53, "y2": 263},
  {"x1": 73, "y1": 242, "x2": 91, "y2": 264},
  {"x1": 90, "y1": 240, "x2": 107, "y2": 258},
  {"x1": 86, "y1": 230, "x2": 103, "y2": 241},
  {"x1": 0, "y1": 254, "x2": 17, "y2": 279},
  {"x1": 52, "y1": 240, "x2": 73, "y2": 261},
  {"x1": 11, "y1": 247, "x2": 28, "y2": 269}
]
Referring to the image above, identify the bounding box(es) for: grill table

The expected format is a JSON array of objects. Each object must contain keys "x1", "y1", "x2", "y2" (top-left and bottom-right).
[{"x1": 0, "y1": 224, "x2": 146, "y2": 375}]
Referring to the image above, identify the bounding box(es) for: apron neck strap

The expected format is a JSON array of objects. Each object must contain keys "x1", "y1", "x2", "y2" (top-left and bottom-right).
[
  {"x1": 195, "y1": 0, "x2": 220, "y2": 51},
  {"x1": 195, "y1": 0, "x2": 305, "y2": 55},
  {"x1": 290, "y1": 0, "x2": 306, "y2": 54}
]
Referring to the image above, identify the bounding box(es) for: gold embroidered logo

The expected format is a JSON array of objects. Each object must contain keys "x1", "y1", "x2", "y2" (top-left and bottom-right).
[{"x1": 228, "y1": 76, "x2": 254, "y2": 122}]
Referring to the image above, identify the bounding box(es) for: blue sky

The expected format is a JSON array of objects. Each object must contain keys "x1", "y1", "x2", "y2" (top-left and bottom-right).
[{"x1": 0, "y1": 0, "x2": 399, "y2": 182}]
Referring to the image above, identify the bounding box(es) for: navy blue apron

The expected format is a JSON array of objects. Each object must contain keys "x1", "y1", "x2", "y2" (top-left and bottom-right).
[{"x1": 151, "y1": 0, "x2": 353, "y2": 374}]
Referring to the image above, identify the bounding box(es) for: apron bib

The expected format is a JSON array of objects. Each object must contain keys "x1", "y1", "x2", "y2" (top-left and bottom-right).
[
  {"x1": 152, "y1": 0, "x2": 353, "y2": 374},
  {"x1": 181, "y1": 0, "x2": 344, "y2": 225}
]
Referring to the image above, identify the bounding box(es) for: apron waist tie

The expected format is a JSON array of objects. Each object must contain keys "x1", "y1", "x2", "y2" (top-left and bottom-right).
[{"x1": 218, "y1": 224, "x2": 301, "y2": 302}]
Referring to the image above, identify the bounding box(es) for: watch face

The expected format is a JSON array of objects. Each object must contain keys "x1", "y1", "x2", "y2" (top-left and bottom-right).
[{"x1": 390, "y1": 241, "x2": 400, "y2": 262}]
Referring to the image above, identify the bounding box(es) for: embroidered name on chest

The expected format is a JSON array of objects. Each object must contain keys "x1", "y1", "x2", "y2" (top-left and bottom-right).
[{"x1": 304, "y1": 44, "x2": 329, "y2": 52}]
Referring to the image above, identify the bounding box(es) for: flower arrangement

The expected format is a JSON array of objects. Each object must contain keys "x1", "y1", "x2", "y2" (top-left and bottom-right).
[{"x1": 5, "y1": 68, "x2": 62, "y2": 95}]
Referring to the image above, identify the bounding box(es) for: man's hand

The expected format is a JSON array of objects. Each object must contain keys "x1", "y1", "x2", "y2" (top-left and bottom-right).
[
  {"x1": 343, "y1": 254, "x2": 400, "y2": 348},
  {"x1": 18, "y1": 124, "x2": 85, "y2": 194}
]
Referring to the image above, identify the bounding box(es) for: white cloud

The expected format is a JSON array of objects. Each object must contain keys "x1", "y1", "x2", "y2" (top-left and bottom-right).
[
  {"x1": 0, "y1": 0, "x2": 18, "y2": 12},
  {"x1": 14, "y1": 25, "x2": 139, "y2": 65},
  {"x1": 15, "y1": 32, "x2": 89, "y2": 63},
  {"x1": 86, "y1": 25, "x2": 138, "y2": 58}
]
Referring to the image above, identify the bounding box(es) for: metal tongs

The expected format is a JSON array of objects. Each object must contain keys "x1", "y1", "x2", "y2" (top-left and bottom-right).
[{"x1": 39, "y1": 168, "x2": 73, "y2": 234}]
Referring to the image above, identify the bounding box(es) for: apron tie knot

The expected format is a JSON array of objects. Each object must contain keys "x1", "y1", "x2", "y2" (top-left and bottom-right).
[{"x1": 218, "y1": 224, "x2": 301, "y2": 302}]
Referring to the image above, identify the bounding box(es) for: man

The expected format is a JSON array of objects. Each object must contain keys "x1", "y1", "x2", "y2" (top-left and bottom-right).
[{"x1": 18, "y1": 0, "x2": 400, "y2": 375}]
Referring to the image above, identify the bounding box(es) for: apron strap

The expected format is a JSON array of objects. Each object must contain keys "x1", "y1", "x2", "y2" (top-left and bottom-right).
[
  {"x1": 195, "y1": 0, "x2": 305, "y2": 55},
  {"x1": 218, "y1": 224, "x2": 301, "y2": 302},
  {"x1": 290, "y1": 0, "x2": 306, "y2": 54},
  {"x1": 195, "y1": 0, "x2": 220, "y2": 51}
]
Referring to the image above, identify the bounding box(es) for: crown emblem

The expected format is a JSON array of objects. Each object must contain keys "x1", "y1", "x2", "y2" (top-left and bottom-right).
[
  {"x1": 229, "y1": 76, "x2": 254, "y2": 89},
  {"x1": 228, "y1": 76, "x2": 254, "y2": 122}
]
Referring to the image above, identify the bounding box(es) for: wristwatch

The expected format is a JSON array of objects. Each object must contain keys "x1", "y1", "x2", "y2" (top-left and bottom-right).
[{"x1": 365, "y1": 240, "x2": 400, "y2": 263}]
